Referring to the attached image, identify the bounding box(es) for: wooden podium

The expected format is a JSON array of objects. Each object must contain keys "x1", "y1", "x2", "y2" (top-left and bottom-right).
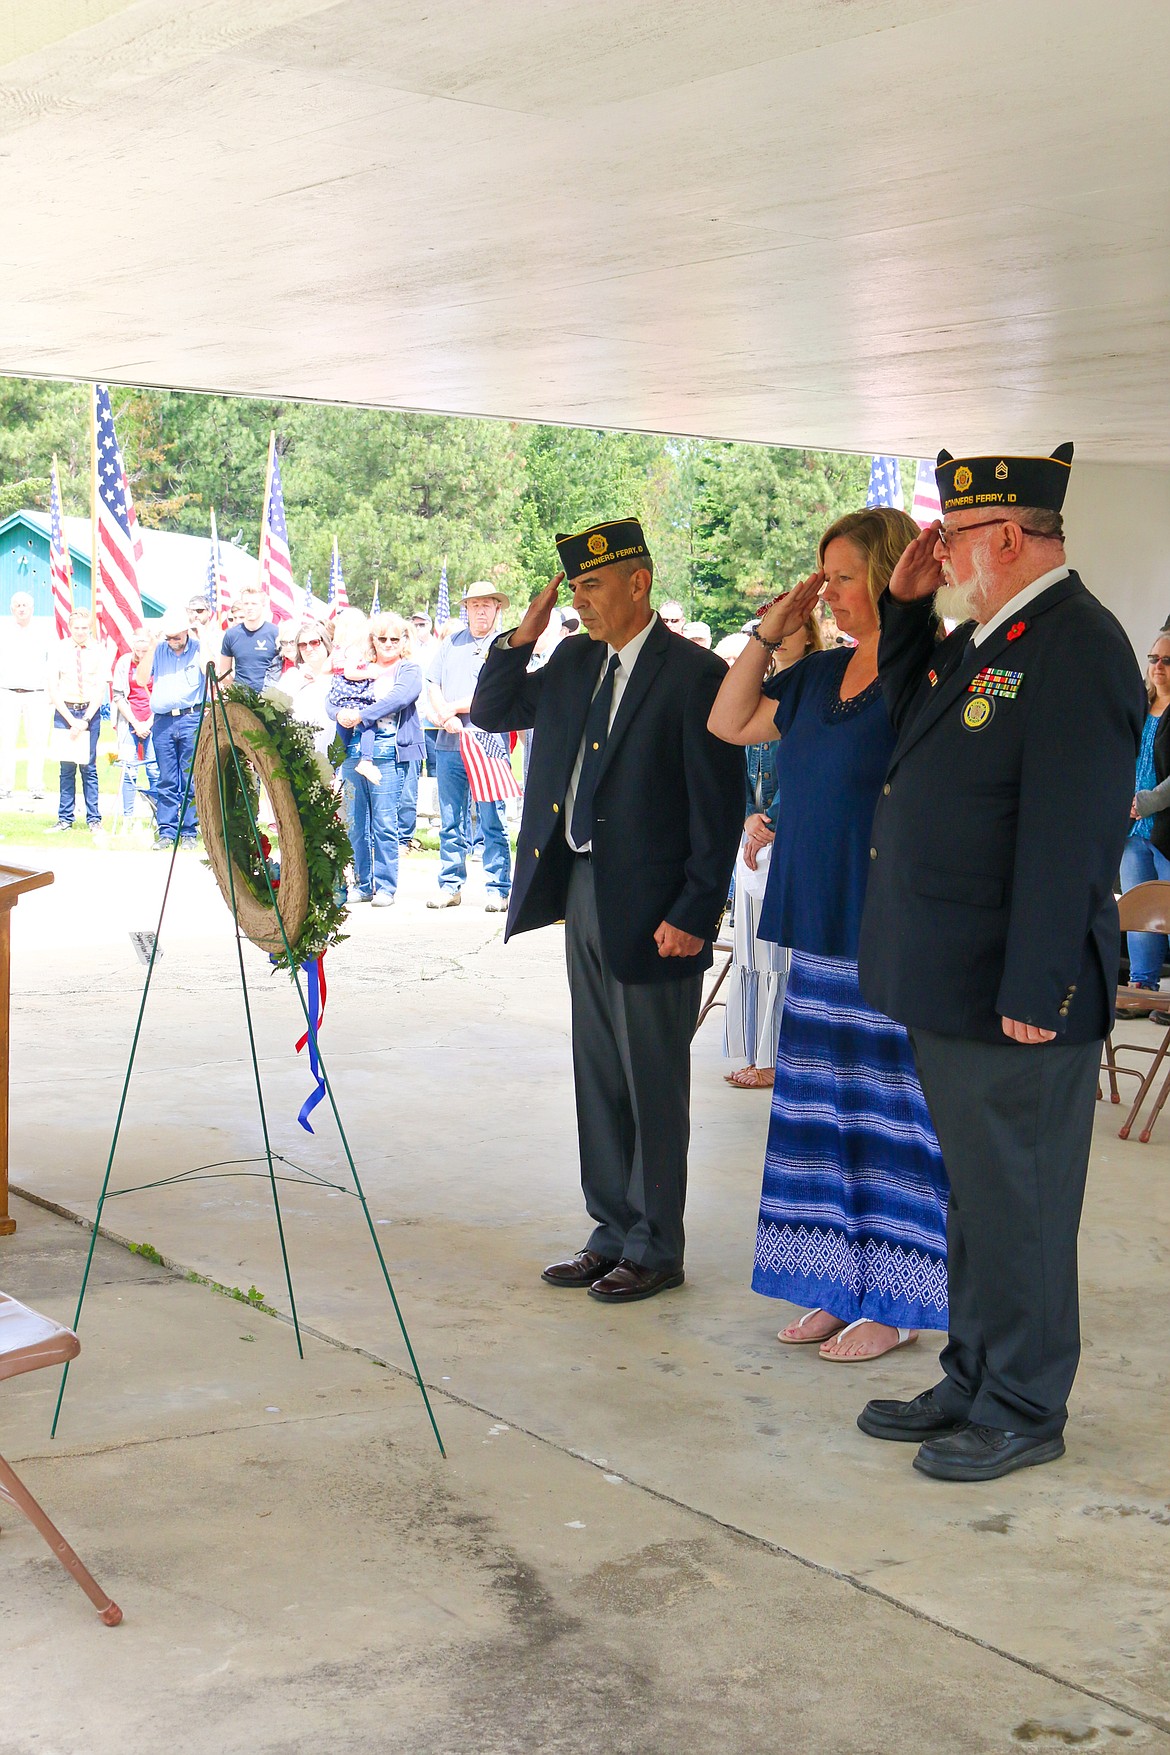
[{"x1": 0, "y1": 864, "x2": 53, "y2": 1237}]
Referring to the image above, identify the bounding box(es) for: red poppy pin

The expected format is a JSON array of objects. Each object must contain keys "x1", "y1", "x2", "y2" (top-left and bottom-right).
[{"x1": 1006, "y1": 621, "x2": 1027, "y2": 642}]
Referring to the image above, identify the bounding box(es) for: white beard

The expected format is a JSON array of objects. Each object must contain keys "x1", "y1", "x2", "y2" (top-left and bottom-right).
[
  {"x1": 937, "y1": 548, "x2": 993, "y2": 626},
  {"x1": 935, "y1": 583, "x2": 978, "y2": 623}
]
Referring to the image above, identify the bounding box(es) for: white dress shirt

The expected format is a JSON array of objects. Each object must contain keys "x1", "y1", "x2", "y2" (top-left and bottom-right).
[
  {"x1": 565, "y1": 614, "x2": 659, "y2": 852},
  {"x1": 971, "y1": 565, "x2": 1070, "y2": 647},
  {"x1": 0, "y1": 621, "x2": 50, "y2": 691}
]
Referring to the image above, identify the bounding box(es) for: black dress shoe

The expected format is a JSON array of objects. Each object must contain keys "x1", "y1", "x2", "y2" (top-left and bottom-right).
[
  {"x1": 857, "y1": 1388, "x2": 967, "y2": 1443},
  {"x1": 541, "y1": 1249, "x2": 619, "y2": 1288},
  {"x1": 587, "y1": 1259, "x2": 685, "y2": 1303},
  {"x1": 913, "y1": 1423, "x2": 1065, "y2": 1482}
]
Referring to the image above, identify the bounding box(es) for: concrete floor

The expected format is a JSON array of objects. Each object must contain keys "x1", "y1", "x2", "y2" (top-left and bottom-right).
[{"x1": 2, "y1": 839, "x2": 1168, "y2": 1753}]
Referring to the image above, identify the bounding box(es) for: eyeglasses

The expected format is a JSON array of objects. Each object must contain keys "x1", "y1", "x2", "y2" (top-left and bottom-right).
[
  {"x1": 937, "y1": 517, "x2": 1046, "y2": 550},
  {"x1": 1147, "y1": 655, "x2": 1170, "y2": 667},
  {"x1": 663, "y1": 615, "x2": 685, "y2": 627},
  {"x1": 373, "y1": 634, "x2": 401, "y2": 644},
  {"x1": 298, "y1": 637, "x2": 323, "y2": 650}
]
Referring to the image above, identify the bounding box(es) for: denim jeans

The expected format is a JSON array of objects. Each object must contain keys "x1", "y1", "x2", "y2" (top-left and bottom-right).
[
  {"x1": 117, "y1": 725, "x2": 158, "y2": 820},
  {"x1": 1120, "y1": 834, "x2": 1170, "y2": 984},
  {"x1": 423, "y1": 726, "x2": 439, "y2": 778},
  {"x1": 435, "y1": 746, "x2": 511, "y2": 898},
  {"x1": 342, "y1": 732, "x2": 407, "y2": 897},
  {"x1": 55, "y1": 712, "x2": 101, "y2": 826},
  {"x1": 397, "y1": 757, "x2": 422, "y2": 840},
  {"x1": 152, "y1": 709, "x2": 201, "y2": 840}
]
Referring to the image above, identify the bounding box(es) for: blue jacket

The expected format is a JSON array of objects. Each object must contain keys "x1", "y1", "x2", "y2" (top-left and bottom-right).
[{"x1": 327, "y1": 660, "x2": 425, "y2": 762}]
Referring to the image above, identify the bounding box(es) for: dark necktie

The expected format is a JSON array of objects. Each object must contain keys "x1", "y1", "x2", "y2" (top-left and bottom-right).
[{"x1": 570, "y1": 652, "x2": 621, "y2": 848}]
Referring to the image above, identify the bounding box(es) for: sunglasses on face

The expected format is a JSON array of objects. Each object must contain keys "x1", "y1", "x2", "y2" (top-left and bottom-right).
[
  {"x1": 298, "y1": 638, "x2": 323, "y2": 650},
  {"x1": 1148, "y1": 655, "x2": 1170, "y2": 667},
  {"x1": 373, "y1": 634, "x2": 401, "y2": 644}
]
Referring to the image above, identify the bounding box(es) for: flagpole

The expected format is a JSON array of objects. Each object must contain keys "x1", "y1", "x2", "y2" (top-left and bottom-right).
[
  {"x1": 89, "y1": 387, "x2": 99, "y2": 638},
  {"x1": 52, "y1": 453, "x2": 72, "y2": 616}
]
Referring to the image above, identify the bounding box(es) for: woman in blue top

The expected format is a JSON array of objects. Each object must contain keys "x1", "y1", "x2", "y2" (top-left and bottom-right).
[
  {"x1": 709, "y1": 507, "x2": 948, "y2": 1363},
  {"x1": 1118, "y1": 629, "x2": 1170, "y2": 1000},
  {"x1": 329, "y1": 611, "x2": 425, "y2": 909}
]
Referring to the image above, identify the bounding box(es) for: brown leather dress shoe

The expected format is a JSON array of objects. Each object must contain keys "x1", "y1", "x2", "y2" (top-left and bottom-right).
[
  {"x1": 541, "y1": 1249, "x2": 620, "y2": 1288},
  {"x1": 587, "y1": 1259, "x2": 685, "y2": 1303}
]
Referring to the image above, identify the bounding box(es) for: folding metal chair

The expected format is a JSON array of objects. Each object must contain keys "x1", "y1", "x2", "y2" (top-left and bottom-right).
[
  {"x1": 694, "y1": 931, "x2": 735, "y2": 1035},
  {"x1": 0, "y1": 1292, "x2": 122, "y2": 1624},
  {"x1": 1102, "y1": 879, "x2": 1170, "y2": 1143}
]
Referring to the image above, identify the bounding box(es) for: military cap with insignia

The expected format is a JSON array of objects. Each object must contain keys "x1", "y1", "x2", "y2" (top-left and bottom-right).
[
  {"x1": 935, "y1": 443, "x2": 1073, "y2": 514},
  {"x1": 555, "y1": 518, "x2": 649, "y2": 581}
]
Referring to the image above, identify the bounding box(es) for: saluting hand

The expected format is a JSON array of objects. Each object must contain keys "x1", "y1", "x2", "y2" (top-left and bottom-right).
[
  {"x1": 511, "y1": 573, "x2": 564, "y2": 649},
  {"x1": 888, "y1": 523, "x2": 944, "y2": 602},
  {"x1": 756, "y1": 570, "x2": 824, "y2": 646}
]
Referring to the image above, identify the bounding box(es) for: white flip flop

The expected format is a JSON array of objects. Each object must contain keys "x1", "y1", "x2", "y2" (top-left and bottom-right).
[
  {"x1": 818, "y1": 1317, "x2": 918, "y2": 1361},
  {"x1": 777, "y1": 1307, "x2": 847, "y2": 1346}
]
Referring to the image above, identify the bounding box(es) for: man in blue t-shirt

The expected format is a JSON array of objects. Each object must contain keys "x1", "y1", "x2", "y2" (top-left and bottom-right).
[{"x1": 217, "y1": 588, "x2": 280, "y2": 691}]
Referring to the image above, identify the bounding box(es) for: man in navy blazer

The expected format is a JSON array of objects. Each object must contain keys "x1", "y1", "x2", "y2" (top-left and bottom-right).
[
  {"x1": 857, "y1": 446, "x2": 1145, "y2": 1481},
  {"x1": 471, "y1": 519, "x2": 743, "y2": 1303}
]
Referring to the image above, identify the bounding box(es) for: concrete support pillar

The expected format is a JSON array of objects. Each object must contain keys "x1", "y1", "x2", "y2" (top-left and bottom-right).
[{"x1": 1063, "y1": 462, "x2": 1170, "y2": 659}]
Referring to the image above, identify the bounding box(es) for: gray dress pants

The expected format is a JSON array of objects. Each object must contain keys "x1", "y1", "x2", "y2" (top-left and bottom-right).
[
  {"x1": 910, "y1": 1028, "x2": 1102, "y2": 1437},
  {"x1": 565, "y1": 857, "x2": 702, "y2": 1270}
]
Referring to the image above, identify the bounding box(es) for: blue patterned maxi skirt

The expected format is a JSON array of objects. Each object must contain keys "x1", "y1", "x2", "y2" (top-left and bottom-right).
[{"x1": 752, "y1": 951, "x2": 949, "y2": 1331}]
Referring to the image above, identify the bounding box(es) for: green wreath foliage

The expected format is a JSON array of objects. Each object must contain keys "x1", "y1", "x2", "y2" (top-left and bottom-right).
[{"x1": 214, "y1": 684, "x2": 351, "y2": 971}]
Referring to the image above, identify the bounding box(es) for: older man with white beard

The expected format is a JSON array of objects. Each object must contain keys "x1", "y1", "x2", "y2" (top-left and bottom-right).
[{"x1": 855, "y1": 444, "x2": 1145, "y2": 1483}]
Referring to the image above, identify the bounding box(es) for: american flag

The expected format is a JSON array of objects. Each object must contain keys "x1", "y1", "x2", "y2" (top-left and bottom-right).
[
  {"x1": 866, "y1": 455, "x2": 904, "y2": 510},
  {"x1": 910, "y1": 459, "x2": 943, "y2": 528},
  {"x1": 48, "y1": 454, "x2": 73, "y2": 641},
  {"x1": 435, "y1": 558, "x2": 450, "y2": 629},
  {"x1": 370, "y1": 580, "x2": 381, "y2": 615},
  {"x1": 209, "y1": 507, "x2": 231, "y2": 628},
  {"x1": 303, "y1": 569, "x2": 316, "y2": 616},
  {"x1": 92, "y1": 385, "x2": 146, "y2": 658},
  {"x1": 460, "y1": 727, "x2": 521, "y2": 803},
  {"x1": 328, "y1": 537, "x2": 349, "y2": 614},
  {"x1": 258, "y1": 433, "x2": 295, "y2": 623}
]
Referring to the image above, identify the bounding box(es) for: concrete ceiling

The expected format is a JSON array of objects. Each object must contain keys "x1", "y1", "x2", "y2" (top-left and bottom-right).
[{"x1": 0, "y1": 0, "x2": 1167, "y2": 460}]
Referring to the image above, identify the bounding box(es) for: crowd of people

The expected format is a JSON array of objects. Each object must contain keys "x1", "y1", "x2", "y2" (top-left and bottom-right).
[{"x1": 0, "y1": 576, "x2": 771, "y2": 912}]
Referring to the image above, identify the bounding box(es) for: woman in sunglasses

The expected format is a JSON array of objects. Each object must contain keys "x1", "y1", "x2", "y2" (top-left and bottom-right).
[
  {"x1": 329, "y1": 611, "x2": 425, "y2": 908},
  {"x1": 284, "y1": 618, "x2": 335, "y2": 753},
  {"x1": 1119, "y1": 630, "x2": 1170, "y2": 1001}
]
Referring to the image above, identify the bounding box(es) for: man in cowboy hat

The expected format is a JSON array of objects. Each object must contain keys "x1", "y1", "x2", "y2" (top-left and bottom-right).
[
  {"x1": 427, "y1": 580, "x2": 513, "y2": 911},
  {"x1": 856, "y1": 445, "x2": 1144, "y2": 1481},
  {"x1": 471, "y1": 519, "x2": 743, "y2": 1303}
]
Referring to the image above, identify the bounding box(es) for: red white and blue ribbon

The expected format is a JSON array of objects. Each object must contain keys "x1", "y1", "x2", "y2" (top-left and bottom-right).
[{"x1": 296, "y1": 955, "x2": 328, "y2": 1133}]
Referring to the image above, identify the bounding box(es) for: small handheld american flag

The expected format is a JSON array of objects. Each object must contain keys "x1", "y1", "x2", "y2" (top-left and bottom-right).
[
  {"x1": 48, "y1": 455, "x2": 73, "y2": 641},
  {"x1": 92, "y1": 385, "x2": 146, "y2": 657},
  {"x1": 258, "y1": 433, "x2": 295, "y2": 623},
  {"x1": 460, "y1": 727, "x2": 521, "y2": 803}
]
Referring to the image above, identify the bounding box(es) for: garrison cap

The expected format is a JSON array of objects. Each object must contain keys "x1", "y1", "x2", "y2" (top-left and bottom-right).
[
  {"x1": 935, "y1": 443, "x2": 1073, "y2": 515},
  {"x1": 555, "y1": 518, "x2": 649, "y2": 582}
]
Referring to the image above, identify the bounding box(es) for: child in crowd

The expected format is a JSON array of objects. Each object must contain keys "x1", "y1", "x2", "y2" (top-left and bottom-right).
[{"x1": 326, "y1": 638, "x2": 382, "y2": 783}]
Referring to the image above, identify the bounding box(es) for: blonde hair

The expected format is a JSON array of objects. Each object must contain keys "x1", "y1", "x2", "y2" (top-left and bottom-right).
[
  {"x1": 818, "y1": 506, "x2": 921, "y2": 612},
  {"x1": 369, "y1": 610, "x2": 414, "y2": 660}
]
